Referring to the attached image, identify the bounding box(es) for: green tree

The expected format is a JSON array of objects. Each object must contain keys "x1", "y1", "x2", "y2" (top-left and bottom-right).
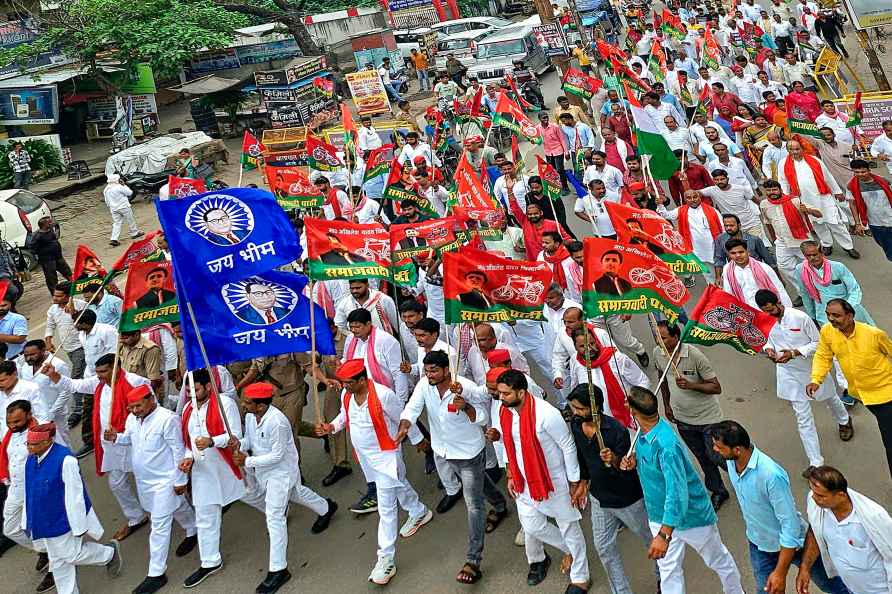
[{"x1": 0, "y1": 0, "x2": 247, "y2": 91}]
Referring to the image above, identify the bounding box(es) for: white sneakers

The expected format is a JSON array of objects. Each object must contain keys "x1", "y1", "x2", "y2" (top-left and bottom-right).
[
  {"x1": 399, "y1": 509, "x2": 433, "y2": 538},
  {"x1": 514, "y1": 527, "x2": 525, "y2": 546},
  {"x1": 369, "y1": 557, "x2": 397, "y2": 585}
]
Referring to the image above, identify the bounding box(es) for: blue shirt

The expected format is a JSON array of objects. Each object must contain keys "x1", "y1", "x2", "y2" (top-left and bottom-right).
[
  {"x1": 0, "y1": 311, "x2": 27, "y2": 358},
  {"x1": 674, "y1": 57, "x2": 700, "y2": 79},
  {"x1": 660, "y1": 92, "x2": 683, "y2": 113},
  {"x1": 560, "y1": 122, "x2": 595, "y2": 150},
  {"x1": 727, "y1": 447, "x2": 807, "y2": 552},
  {"x1": 88, "y1": 294, "x2": 123, "y2": 327},
  {"x1": 637, "y1": 419, "x2": 716, "y2": 529}
]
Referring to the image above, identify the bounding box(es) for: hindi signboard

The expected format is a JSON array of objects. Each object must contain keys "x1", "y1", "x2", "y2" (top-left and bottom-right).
[
  {"x1": 345, "y1": 69, "x2": 391, "y2": 116},
  {"x1": 533, "y1": 23, "x2": 570, "y2": 57}
]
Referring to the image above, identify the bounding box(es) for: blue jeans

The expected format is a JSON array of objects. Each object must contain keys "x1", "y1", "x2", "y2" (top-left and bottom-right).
[
  {"x1": 748, "y1": 542, "x2": 851, "y2": 594},
  {"x1": 384, "y1": 83, "x2": 402, "y2": 102},
  {"x1": 417, "y1": 68, "x2": 430, "y2": 91},
  {"x1": 869, "y1": 225, "x2": 892, "y2": 262},
  {"x1": 440, "y1": 450, "x2": 487, "y2": 565}
]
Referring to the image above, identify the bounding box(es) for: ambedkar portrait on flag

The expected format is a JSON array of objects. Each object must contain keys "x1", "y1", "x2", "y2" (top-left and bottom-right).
[
  {"x1": 222, "y1": 276, "x2": 299, "y2": 326},
  {"x1": 185, "y1": 194, "x2": 255, "y2": 246}
]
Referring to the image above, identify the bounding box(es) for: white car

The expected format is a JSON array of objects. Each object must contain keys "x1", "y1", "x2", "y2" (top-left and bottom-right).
[
  {"x1": 0, "y1": 189, "x2": 56, "y2": 266},
  {"x1": 429, "y1": 16, "x2": 514, "y2": 37},
  {"x1": 394, "y1": 28, "x2": 439, "y2": 67},
  {"x1": 434, "y1": 30, "x2": 493, "y2": 70}
]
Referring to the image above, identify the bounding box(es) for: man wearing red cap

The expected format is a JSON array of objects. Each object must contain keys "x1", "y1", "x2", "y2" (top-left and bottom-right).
[
  {"x1": 177, "y1": 367, "x2": 244, "y2": 589},
  {"x1": 22, "y1": 421, "x2": 124, "y2": 594},
  {"x1": 316, "y1": 360, "x2": 431, "y2": 585},
  {"x1": 234, "y1": 382, "x2": 336, "y2": 594},
  {"x1": 44, "y1": 354, "x2": 150, "y2": 542},
  {"x1": 104, "y1": 384, "x2": 197, "y2": 594}
]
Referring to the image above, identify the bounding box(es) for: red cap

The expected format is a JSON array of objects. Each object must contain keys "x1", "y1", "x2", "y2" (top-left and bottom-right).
[
  {"x1": 629, "y1": 181, "x2": 646, "y2": 192},
  {"x1": 243, "y1": 382, "x2": 275, "y2": 400},
  {"x1": 335, "y1": 359, "x2": 367, "y2": 381},
  {"x1": 27, "y1": 422, "x2": 56, "y2": 444},
  {"x1": 486, "y1": 349, "x2": 511, "y2": 365},
  {"x1": 126, "y1": 384, "x2": 152, "y2": 404},
  {"x1": 486, "y1": 367, "x2": 508, "y2": 384},
  {"x1": 412, "y1": 155, "x2": 426, "y2": 165},
  {"x1": 463, "y1": 135, "x2": 484, "y2": 147}
]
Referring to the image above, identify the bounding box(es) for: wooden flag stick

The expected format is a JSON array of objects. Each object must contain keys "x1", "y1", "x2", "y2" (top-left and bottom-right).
[
  {"x1": 655, "y1": 338, "x2": 683, "y2": 393},
  {"x1": 183, "y1": 298, "x2": 234, "y2": 439},
  {"x1": 308, "y1": 280, "x2": 323, "y2": 425},
  {"x1": 648, "y1": 312, "x2": 681, "y2": 379},
  {"x1": 581, "y1": 326, "x2": 607, "y2": 454}
]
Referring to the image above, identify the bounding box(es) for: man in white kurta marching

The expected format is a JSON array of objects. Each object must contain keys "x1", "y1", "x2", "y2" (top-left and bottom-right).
[
  {"x1": 178, "y1": 368, "x2": 245, "y2": 589},
  {"x1": 779, "y1": 141, "x2": 859, "y2": 258},
  {"x1": 552, "y1": 308, "x2": 613, "y2": 410},
  {"x1": 104, "y1": 384, "x2": 197, "y2": 594},
  {"x1": 22, "y1": 422, "x2": 124, "y2": 594},
  {"x1": 0, "y1": 360, "x2": 45, "y2": 438},
  {"x1": 722, "y1": 239, "x2": 792, "y2": 308},
  {"x1": 466, "y1": 325, "x2": 530, "y2": 386},
  {"x1": 491, "y1": 369, "x2": 590, "y2": 593},
  {"x1": 44, "y1": 354, "x2": 150, "y2": 541},
  {"x1": 659, "y1": 191, "x2": 724, "y2": 284},
  {"x1": 19, "y1": 339, "x2": 73, "y2": 445},
  {"x1": 317, "y1": 360, "x2": 432, "y2": 585},
  {"x1": 234, "y1": 382, "x2": 336, "y2": 594},
  {"x1": 340, "y1": 308, "x2": 408, "y2": 401},
  {"x1": 755, "y1": 289, "x2": 853, "y2": 476},
  {"x1": 3, "y1": 399, "x2": 56, "y2": 593}
]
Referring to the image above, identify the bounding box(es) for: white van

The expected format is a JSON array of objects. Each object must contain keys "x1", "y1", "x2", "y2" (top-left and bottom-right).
[
  {"x1": 434, "y1": 29, "x2": 493, "y2": 71},
  {"x1": 466, "y1": 24, "x2": 550, "y2": 84},
  {"x1": 429, "y1": 17, "x2": 513, "y2": 36}
]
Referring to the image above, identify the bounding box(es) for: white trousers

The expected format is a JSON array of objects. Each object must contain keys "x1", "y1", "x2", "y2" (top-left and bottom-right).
[
  {"x1": 38, "y1": 532, "x2": 114, "y2": 594},
  {"x1": 811, "y1": 220, "x2": 853, "y2": 250},
  {"x1": 774, "y1": 245, "x2": 805, "y2": 298},
  {"x1": 606, "y1": 315, "x2": 645, "y2": 356},
  {"x1": 107, "y1": 469, "x2": 146, "y2": 526},
  {"x1": 648, "y1": 522, "x2": 744, "y2": 594},
  {"x1": 148, "y1": 498, "x2": 196, "y2": 577},
  {"x1": 517, "y1": 498, "x2": 590, "y2": 584},
  {"x1": 434, "y1": 452, "x2": 462, "y2": 496},
  {"x1": 2, "y1": 490, "x2": 35, "y2": 550},
  {"x1": 109, "y1": 207, "x2": 139, "y2": 241},
  {"x1": 377, "y1": 480, "x2": 427, "y2": 561},
  {"x1": 195, "y1": 504, "x2": 223, "y2": 568},
  {"x1": 789, "y1": 397, "x2": 850, "y2": 467}
]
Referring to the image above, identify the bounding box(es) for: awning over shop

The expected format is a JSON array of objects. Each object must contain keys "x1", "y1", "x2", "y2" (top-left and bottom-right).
[
  {"x1": 167, "y1": 75, "x2": 245, "y2": 94},
  {"x1": 242, "y1": 70, "x2": 330, "y2": 92},
  {"x1": 0, "y1": 65, "x2": 90, "y2": 89}
]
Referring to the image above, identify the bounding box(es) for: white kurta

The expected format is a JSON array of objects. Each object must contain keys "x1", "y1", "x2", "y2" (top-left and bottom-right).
[
  {"x1": 0, "y1": 381, "x2": 45, "y2": 439},
  {"x1": 537, "y1": 252, "x2": 581, "y2": 302},
  {"x1": 543, "y1": 299, "x2": 583, "y2": 338},
  {"x1": 18, "y1": 357, "x2": 72, "y2": 443},
  {"x1": 116, "y1": 406, "x2": 188, "y2": 516},
  {"x1": 722, "y1": 261, "x2": 793, "y2": 309},
  {"x1": 344, "y1": 331, "x2": 408, "y2": 401},
  {"x1": 176, "y1": 366, "x2": 236, "y2": 414},
  {"x1": 551, "y1": 326, "x2": 612, "y2": 382},
  {"x1": 779, "y1": 157, "x2": 845, "y2": 224},
  {"x1": 60, "y1": 373, "x2": 151, "y2": 473},
  {"x1": 331, "y1": 382, "x2": 421, "y2": 488},
  {"x1": 501, "y1": 397, "x2": 581, "y2": 520},
  {"x1": 568, "y1": 352, "x2": 651, "y2": 419},
  {"x1": 766, "y1": 307, "x2": 834, "y2": 402},
  {"x1": 659, "y1": 205, "x2": 716, "y2": 263},
  {"x1": 183, "y1": 396, "x2": 245, "y2": 506},
  {"x1": 467, "y1": 342, "x2": 530, "y2": 385},
  {"x1": 242, "y1": 406, "x2": 300, "y2": 490}
]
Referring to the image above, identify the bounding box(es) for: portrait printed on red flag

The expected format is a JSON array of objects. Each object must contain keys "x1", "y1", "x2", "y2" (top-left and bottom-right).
[
  {"x1": 390, "y1": 217, "x2": 463, "y2": 260},
  {"x1": 120, "y1": 260, "x2": 179, "y2": 332},
  {"x1": 582, "y1": 238, "x2": 689, "y2": 323},
  {"x1": 265, "y1": 165, "x2": 324, "y2": 209},
  {"x1": 453, "y1": 207, "x2": 505, "y2": 241},
  {"x1": 443, "y1": 247, "x2": 552, "y2": 323}
]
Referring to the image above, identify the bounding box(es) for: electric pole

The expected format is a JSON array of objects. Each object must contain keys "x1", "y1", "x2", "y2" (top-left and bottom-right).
[{"x1": 856, "y1": 30, "x2": 890, "y2": 91}]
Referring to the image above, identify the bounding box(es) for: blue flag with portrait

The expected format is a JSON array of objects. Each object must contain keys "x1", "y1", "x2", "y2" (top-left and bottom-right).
[
  {"x1": 176, "y1": 269, "x2": 335, "y2": 370},
  {"x1": 156, "y1": 187, "x2": 302, "y2": 284}
]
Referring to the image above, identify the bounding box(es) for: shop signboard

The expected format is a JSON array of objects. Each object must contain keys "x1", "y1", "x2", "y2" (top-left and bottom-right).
[
  {"x1": 533, "y1": 23, "x2": 570, "y2": 57},
  {"x1": 190, "y1": 49, "x2": 241, "y2": 75},
  {"x1": 843, "y1": 0, "x2": 892, "y2": 29},
  {"x1": 345, "y1": 69, "x2": 391, "y2": 115},
  {"x1": 0, "y1": 86, "x2": 59, "y2": 125},
  {"x1": 236, "y1": 39, "x2": 301, "y2": 65},
  {"x1": 833, "y1": 93, "x2": 892, "y2": 141}
]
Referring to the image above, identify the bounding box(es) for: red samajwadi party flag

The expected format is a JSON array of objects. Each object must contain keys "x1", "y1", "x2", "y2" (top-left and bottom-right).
[
  {"x1": 561, "y1": 66, "x2": 603, "y2": 101},
  {"x1": 382, "y1": 160, "x2": 439, "y2": 218},
  {"x1": 240, "y1": 130, "x2": 264, "y2": 170},
  {"x1": 390, "y1": 216, "x2": 463, "y2": 260},
  {"x1": 119, "y1": 259, "x2": 179, "y2": 332},
  {"x1": 167, "y1": 175, "x2": 205, "y2": 199},
  {"x1": 71, "y1": 245, "x2": 109, "y2": 295},
  {"x1": 454, "y1": 154, "x2": 497, "y2": 209},
  {"x1": 492, "y1": 92, "x2": 542, "y2": 145},
  {"x1": 265, "y1": 165, "x2": 325, "y2": 210},
  {"x1": 304, "y1": 218, "x2": 416, "y2": 286},
  {"x1": 682, "y1": 285, "x2": 777, "y2": 355},
  {"x1": 452, "y1": 207, "x2": 505, "y2": 242},
  {"x1": 111, "y1": 230, "x2": 163, "y2": 274},
  {"x1": 443, "y1": 246, "x2": 553, "y2": 324},
  {"x1": 305, "y1": 134, "x2": 343, "y2": 171},
  {"x1": 604, "y1": 201, "x2": 707, "y2": 275},
  {"x1": 363, "y1": 144, "x2": 394, "y2": 182},
  {"x1": 581, "y1": 237, "x2": 689, "y2": 324},
  {"x1": 536, "y1": 155, "x2": 562, "y2": 202}
]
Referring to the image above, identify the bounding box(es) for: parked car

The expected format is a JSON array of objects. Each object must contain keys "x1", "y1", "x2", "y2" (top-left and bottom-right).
[
  {"x1": 434, "y1": 30, "x2": 493, "y2": 71},
  {"x1": 429, "y1": 16, "x2": 513, "y2": 37},
  {"x1": 466, "y1": 23, "x2": 551, "y2": 84},
  {"x1": 0, "y1": 189, "x2": 56, "y2": 269},
  {"x1": 394, "y1": 27, "x2": 440, "y2": 67}
]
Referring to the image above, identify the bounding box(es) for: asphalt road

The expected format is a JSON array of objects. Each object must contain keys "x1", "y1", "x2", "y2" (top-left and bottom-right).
[{"x1": 5, "y1": 64, "x2": 892, "y2": 594}]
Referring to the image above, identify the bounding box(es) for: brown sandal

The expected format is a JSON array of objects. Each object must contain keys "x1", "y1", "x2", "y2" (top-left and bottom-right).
[
  {"x1": 112, "y1": 517, "x2": 148, "y2": 541},
  {"x1": 485, "y1": 509, "x2": 508, "y2": 533},
  {"x1": 456, "y1": 563, "x2": 482, "y2": 584}
]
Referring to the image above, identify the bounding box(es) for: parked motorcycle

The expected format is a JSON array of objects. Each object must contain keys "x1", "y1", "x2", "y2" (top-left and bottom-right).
[{"x1": 122, "y1": 169, "x2": 176, "y2": 200}]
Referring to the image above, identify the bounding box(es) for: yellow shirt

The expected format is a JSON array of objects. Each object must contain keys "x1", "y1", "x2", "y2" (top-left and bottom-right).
[
  {"x1": 571, "y1": 47, "x2": 591, "y2": 66},
  {"x1": 812, "y1": 322, "x2": 892, "y2": 405}
]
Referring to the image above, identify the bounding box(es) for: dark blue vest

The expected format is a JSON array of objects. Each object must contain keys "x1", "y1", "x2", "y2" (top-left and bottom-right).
[{"x1": 25, "y1": 444, "x2": 92, "y2": 539}]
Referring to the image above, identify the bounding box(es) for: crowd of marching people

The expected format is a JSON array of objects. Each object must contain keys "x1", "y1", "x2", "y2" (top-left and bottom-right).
[{"x1": 4, "y1": 1, "x2": 892, "y2": 594}]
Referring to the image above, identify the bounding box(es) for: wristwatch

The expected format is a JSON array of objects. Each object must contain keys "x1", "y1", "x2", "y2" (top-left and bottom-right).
[{"x1": 657, "y1": 530, "x2": 672, "y2": 543}]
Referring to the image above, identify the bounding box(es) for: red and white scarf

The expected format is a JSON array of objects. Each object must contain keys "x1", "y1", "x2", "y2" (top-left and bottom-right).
[
  {"x1": 800, "y1": 259, "x2": 832, "y2": 303},
  {"x1": 783, "y1": 155, "x2": 831, "y2": 197},
  {"x1": 767, "y1": 194, "x2": 812, "y2": 239},
  {"x1": 725, "y1": 259, "x2": 780, "y2": 302},
  {"x1": 0, "y1": 418, "x2": 36, "y2": 484},
  {"x1": 343, "y1": 381, "x2": 397, "y2": 451},
  {"x1": 357, "y1": 291, "x2": 394, "y2": 335},
  {"x1": 345, "y1": 328, "x2": 395, "y2": 389},
  {"x1": 182, "y1": 392, "x2": 242, "y2": 479},
  {"x1": 543, "y1": 245, "x2": 572, "y2": 289},
  {"x1": 848, "y1": 174, "x2": 892, "y2": 227},
  {"x1": 326, "y1": 187, "x2": 343, "y2": 219},
  {"x1": 93, "y1": 374, "x2": 135, "y2": 477},
  {"x1": 677, "y1": 203, "x2": 722, "y2": 243},
  {"x1": 574, "y1": 332, "x2": 633, "y2": 428},
  {"x1": 499, "y1": 395, "x2": 554, "y2": 501}
]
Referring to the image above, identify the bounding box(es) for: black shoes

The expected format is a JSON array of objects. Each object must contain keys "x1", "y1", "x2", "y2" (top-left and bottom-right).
[
  {"x1": 175, "y1": 535, "x2": 198, "y2": 557},
  {"x1": 35, "y1": 552, "x2": 49, "y2": 572},
  {"x1": 35, "y1": 572, "x2": 54, "y2": 593},
  {"x1": 424, "y1": 450, "x2": 436, "y2": 475},
  {"x1": 527, "y1": 554, "x2": 551, "y2": 586},
  {"x1": 183, "y1": 563, "x2": 223, "y2": 588},
  {"x1": 822, "y1": 246, "x2": 833, "y2": 256},
  {"x1": 106, "y1": 540, "x2": 123, "y2": 577},
  {"x1": 0, "y1": 535, "x2": 15, "y2": 558},
  {"x1": 637, "y1": 352, "x2": 650, "y2": 369},
  {"x1": 436, "y1": 492, "x2": 462, "y2": 514},
  {"x1": 845, "y1": 248, "x2": 861, "y2": 259},
  {"x1": 711, "y1": 491, "x2": 729, "y2": 512},
  {"x1": 255, "y1": 569, "x2": 291, "y2": 594},
  {"x1": 321, "y1": 466, "x2": 352, "y2": 487},
  {"x1": 132, "y1": 574, "x2": 167, "y2": 594},
  {"x1": 311, "y1": 499, "x2": 338, "y2": 534},
  {"x1": 74, "y1": 444, "x2": 94, "y2": 459}
]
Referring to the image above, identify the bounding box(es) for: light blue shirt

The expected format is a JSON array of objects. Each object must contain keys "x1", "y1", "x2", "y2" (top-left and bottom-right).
[
  {"x1": 727, "y1": 447, "x2": 807, "y2": 552},
  {"x1": 660, "y1": 92, "x2": 683, "y2": 113},
  {"x1": 792, "y1": 260, "x2": 875, "y2": 326},
  {"x1": 674, "y1": 57, "x2": 700, "y2": 80},
  {"x1": 560, "y1": 122, "x2": 595, "y2": 150},
  {"x1": 0, "y1": 312, "x2": 27, "y2": 359},
  {"x1": 600, "y1": 99, "x2": 630, "y2": 117},
  {"x1": 88, "y1": 294, "x2": 123, "y2": 327},
  {"x1": 637, "y1": 419, "x2": 716, "y2": 529}
]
